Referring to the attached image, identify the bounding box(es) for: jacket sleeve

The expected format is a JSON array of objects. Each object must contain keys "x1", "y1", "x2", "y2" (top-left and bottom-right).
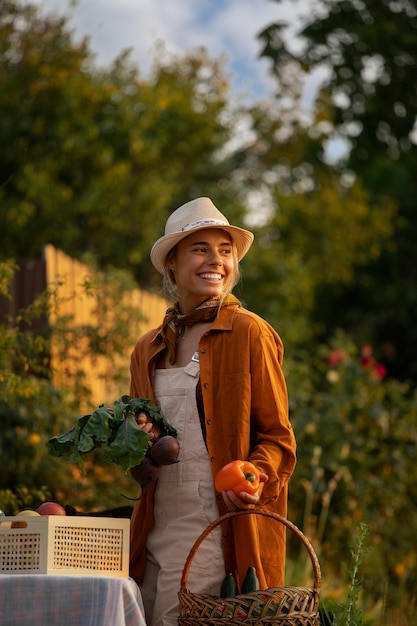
[
  {"x1": 129, "y1": 329, "x2": 162, "y2": 400},
  {"x1": 247, "y1": 325, "x2": 296, "y2": 502},
  {"x1": 201, "y1": 308, "x2": 296, "y2": 504}
]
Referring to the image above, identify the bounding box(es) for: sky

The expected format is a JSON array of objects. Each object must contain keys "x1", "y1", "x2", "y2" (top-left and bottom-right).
[{"x1": 35, "y1": 0, "x2": 310, "y2": 103}]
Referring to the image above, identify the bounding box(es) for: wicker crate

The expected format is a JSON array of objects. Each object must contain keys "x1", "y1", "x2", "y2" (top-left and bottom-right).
[{"x1": 0, "y1": 515, "x2": 130, "y2": 577}]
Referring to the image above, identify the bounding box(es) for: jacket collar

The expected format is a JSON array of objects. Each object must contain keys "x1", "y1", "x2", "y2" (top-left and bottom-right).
[
  {"x1": 209, "y1": 301, "x2": 240, "y2": 331},
  {"x1": 151, "y1": 300, "x2": 240, "y2": 346}
]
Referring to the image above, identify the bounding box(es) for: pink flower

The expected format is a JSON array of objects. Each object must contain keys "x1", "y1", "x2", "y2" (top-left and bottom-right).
[
  {"x1": 361, "y1": 344, "x2": 373, "y2": 358},
  {"x1": 374, "y1": 363, "x2": 387, "y2": 379},
  {"x1": 361, "y1": 344, "x2": 375, "y2": 368},
  {"x1": 328, "y1": 348, "x2": 347, "y2": 367}
]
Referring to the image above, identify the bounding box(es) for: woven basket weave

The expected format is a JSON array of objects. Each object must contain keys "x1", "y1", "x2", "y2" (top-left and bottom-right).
[{"x1": 178, "y1": 509, "x2": 321, "y2": 626}]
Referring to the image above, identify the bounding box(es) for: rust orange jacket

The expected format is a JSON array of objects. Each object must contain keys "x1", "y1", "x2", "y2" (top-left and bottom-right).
[{"x1": 129, "y1": 301, "x2": 297, "y2": 589}]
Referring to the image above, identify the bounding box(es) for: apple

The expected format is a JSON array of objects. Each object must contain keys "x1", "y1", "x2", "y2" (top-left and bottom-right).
[
  {"x1": 37, "y1": 501, "x2": 66, "y2": 516},
  {"x1": 17, "y1": 510, "x2": 40, "y2": 516},
  {"x1": 11, "y1": 510, "x2": 40, "y2": 528}
]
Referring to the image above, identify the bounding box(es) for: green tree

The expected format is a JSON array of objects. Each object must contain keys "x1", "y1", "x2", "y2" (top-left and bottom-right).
[
  {"x1": 0, "y1": 1, "x2": 247, "y2": 289},
  {"x1": 230, "y1": 91, "x2": 394, "y2": 353},
  {"x1": 241, "y1": 173, "x2": 394, "y2": 351},
  {"x1": 257, "y1": 0, "x2": 417, "y2": 381}
]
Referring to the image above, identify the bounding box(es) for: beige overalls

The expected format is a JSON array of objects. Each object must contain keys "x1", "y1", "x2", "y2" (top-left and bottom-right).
[{"x1": 139, "y1": 356, "x2": 225, "y2": 626}]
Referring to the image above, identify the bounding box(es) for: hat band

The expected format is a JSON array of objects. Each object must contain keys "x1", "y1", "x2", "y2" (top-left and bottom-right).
[{"x1": 180, "y1": 218, "x2": 228, "y2": 232}]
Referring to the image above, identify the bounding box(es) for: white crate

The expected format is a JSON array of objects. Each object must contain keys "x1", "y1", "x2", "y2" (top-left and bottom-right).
[{"x1": 0, "y1": 515, "x2": 130, "y2": 577}]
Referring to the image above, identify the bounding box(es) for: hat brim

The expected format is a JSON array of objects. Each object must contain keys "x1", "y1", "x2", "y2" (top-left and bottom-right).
[{"x1": 150, "y1": 223, "x2": 254, "y2": 274}]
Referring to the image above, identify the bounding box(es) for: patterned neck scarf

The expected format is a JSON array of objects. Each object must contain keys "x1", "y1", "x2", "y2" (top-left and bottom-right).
[{"x1": 160, "y1": 295, "x2": 240, "y2": 364}]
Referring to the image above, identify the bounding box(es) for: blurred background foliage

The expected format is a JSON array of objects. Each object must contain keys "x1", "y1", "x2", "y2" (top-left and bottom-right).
[{"x1": 1, "y1": 1, "x2": 416, "y2": 623}]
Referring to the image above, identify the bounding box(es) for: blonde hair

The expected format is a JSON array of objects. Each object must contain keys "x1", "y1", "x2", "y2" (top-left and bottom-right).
[{"x1": 162, "y1": 244, "x2": 241, "y2": 303}]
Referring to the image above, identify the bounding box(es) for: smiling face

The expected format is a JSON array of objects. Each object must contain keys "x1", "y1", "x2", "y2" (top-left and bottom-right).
[{"x1": 167, "y1": 228, "x2": 237, "y2": 313}]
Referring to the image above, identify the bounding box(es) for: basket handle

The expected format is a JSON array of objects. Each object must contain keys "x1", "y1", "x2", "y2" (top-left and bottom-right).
[{"x1": 180, "y1": 508, "x2": 321, "y2": 594}]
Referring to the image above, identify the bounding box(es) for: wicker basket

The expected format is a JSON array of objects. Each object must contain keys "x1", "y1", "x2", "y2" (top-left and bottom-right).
[{"x1": 178, "y1": 509, "x2": 321, "y2": 626}]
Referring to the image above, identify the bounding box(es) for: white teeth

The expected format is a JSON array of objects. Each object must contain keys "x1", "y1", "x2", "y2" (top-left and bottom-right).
[{"x1": 200, "y1": 273, "x2": 222, "y2": 280}]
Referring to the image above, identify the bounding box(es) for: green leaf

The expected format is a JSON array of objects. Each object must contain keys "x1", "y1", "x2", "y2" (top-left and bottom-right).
[
  {"x1": 120, "y1": 395, "x2": 177, "y2": 438},
  {"x1": 111, "y1": 398, "x2": 126, "y2": 424},
  {"x1": 47, "y1": 396, "x2": 177, "y2": 473},
  {"x1": 104, "y1": 415, "x2": 150, "y2": 471},
  {"x1": 47, "y1": 415, "x2": 90, "y2": 457},
  {"x1": 77, "y1": 407, "x2": 114, "y2": 453}
]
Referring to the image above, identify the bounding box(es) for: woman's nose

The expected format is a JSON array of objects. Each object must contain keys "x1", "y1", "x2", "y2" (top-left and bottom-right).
[{"x1": 209, "y1": 250, "x2": 222, "y2": 265}]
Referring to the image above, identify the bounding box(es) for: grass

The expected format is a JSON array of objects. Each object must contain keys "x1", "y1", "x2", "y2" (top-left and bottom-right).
[
  {"x1": 286, "y1": 522, "x2": 392, "y2": 626},
  {"x1": 318, "y1": 524, "x2": 372, "y2": 625}
]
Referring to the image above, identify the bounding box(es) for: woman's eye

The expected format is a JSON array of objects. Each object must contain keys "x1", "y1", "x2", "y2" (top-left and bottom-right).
[{"x1": 191, "y1": 245, "x2": 231, "y2": 254}]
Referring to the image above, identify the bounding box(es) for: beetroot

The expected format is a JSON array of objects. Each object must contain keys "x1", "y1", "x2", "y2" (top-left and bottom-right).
[
  {"x1": 150, "y1": 435, "x2": 180, "y2": 466},
  {"x1": 130, "y1": 456, "x2": 161, "y2": 487}
]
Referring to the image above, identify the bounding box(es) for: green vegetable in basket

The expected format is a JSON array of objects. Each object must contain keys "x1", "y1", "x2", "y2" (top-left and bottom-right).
[
  {"x1": 220, "y1": 573, "x2": 238, "y2": 598},
  {"x1": 241, "y1": 566, "x2": 260, "y2": 594},
  {"x1": 47, "y1": 395, "x2": 177, "y2": 473}
]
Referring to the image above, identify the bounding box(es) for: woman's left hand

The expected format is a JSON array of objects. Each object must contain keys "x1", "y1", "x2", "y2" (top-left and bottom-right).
[{"x1": 222, "y1": 472, "x2": 269, "y2": 511}]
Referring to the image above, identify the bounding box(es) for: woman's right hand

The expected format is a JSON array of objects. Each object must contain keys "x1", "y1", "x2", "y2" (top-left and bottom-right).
[
  {"x1": 221, "y1": 472, "x2": 268, "y2": 511},
  {"x1": 134, "y1": 411, "x2": 161, "y2": 441}
]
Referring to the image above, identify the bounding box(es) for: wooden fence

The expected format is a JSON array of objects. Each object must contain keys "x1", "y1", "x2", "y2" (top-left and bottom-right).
[
  {"x1": 0, "y1": 245, "x2": 166, "y2": 409},
  {"x1": 44, "y1": 245, "x2": 168, "y2": 408}
]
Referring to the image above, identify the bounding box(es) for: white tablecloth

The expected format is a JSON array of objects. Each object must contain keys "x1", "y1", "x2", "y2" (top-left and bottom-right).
[{"x1": 0, "y1": 574, "x2": 146, "y2": 626}]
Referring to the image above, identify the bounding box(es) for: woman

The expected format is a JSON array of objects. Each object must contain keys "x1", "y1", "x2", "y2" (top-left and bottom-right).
[{"x1": 129, "y1": 197, "x2": 296, "y2": 626}]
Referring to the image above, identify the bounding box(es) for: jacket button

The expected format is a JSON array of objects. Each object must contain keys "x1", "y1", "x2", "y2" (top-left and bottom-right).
[
  {"x1": 210, "y1": 456, "x2": 215, "y2": 462},
  {"x1": 207, "y1": 419, "x2": 212, "y2": 425},
  {"x1": 204, "y1": 382, "x2": 209, "y2": 389},
  {"x1": 201, "y1": 348, "x2": 206, "y2": 354}
]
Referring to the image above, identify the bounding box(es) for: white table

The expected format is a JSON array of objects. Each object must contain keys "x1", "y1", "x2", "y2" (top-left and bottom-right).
[{"x1": 0, "y1": 574, "x2": 146, "y2": 626}]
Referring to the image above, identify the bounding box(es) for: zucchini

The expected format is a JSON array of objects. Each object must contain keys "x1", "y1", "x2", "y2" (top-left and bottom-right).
[
  {"x1": 241, "y1": 566, "x2": 260, "y2": 594},
  {"x1": 220, "y1": 573, "x2": 238, "y2": 598}
]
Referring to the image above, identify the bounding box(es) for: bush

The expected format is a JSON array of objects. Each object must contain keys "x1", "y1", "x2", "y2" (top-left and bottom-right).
[
  {"x1": 0, "y1": 259, "x2": 140, "y2": 512},
  {"x1": 285, "y1": 331, "x2": 417, "y2": 618}
]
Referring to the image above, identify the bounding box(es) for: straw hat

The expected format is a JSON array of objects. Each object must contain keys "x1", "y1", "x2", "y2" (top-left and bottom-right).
[{"x1": 150, "y1": 197, "x2": 254, "y2": 274}]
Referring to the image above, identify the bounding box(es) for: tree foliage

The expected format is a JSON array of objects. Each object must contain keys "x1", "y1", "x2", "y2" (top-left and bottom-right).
[
  {"x1": 0, "y1": 0, "x2": 244, "y2": 289},
  {"x1": 257, "y1": 0, "x2": 417, "y2": 381},
  {"x1": 242, "y1": 171, "x2": 395, "y2": 351},
  {"x1": 231, "y1": 95, "x2": 395, "y2": 361}
]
